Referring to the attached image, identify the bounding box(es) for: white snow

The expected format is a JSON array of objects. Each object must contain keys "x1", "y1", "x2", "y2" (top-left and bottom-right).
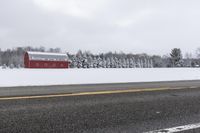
[
  {"x1": 27, "y1": 51, "x2": 68, "y2": 61},
  {"x1": 1, "y1": 68, "x2": 200, "y2": 87},
  {"x1": 27, "y1": 51, "x2": 67, "y2": 56}
]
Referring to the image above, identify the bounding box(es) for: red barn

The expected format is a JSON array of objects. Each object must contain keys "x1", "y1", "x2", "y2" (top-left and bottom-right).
[{"x1": 24, "y1": 51, "x2": 70, "y2": 68}]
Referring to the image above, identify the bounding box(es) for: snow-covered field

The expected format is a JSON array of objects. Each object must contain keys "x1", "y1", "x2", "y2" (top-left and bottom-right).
[{"x1": 1, "y1": 68, "x2": 200, "y2": 87}]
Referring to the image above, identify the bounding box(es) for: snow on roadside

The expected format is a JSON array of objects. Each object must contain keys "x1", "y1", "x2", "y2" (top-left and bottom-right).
[{"x1": 0, "y1": 68, "x2": 200, "y2": 87}]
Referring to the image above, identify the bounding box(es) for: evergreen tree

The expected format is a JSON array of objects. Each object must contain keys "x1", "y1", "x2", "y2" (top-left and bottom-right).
[{"x1": 170, "y1": 48, "x2": 183, "y2": 67}]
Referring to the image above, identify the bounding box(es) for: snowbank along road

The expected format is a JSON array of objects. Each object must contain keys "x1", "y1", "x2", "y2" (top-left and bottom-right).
[{"x1": 1, "y1": 68, "x2": 200, "y2": 87}]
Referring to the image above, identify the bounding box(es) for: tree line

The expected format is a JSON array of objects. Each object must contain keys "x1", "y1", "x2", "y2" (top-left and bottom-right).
[{"x1": 0, "y1": 46, "x2": 199, "y2": 68}]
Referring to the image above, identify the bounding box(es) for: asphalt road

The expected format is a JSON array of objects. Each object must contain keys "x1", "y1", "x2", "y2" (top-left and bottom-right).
[
  {"x1": 1, "y1": 81, "x2": 200, "y2": 132},
  {"x1": 1, "y1": 80, "x2": 200, "y2": 97}
]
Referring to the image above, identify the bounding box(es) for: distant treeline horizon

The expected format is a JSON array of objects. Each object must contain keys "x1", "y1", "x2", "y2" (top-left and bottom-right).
[{"x1": 0, "y1": 46, "x2": 200, "y2": 68}]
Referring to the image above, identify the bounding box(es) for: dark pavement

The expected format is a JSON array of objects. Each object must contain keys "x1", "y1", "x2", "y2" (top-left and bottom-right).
[
  {"x1": 1, "y1": 80, "x2": 200, "y2": 97},
  {"x1": 1, "y1": 81, "x2": 200, "y2": 132}
]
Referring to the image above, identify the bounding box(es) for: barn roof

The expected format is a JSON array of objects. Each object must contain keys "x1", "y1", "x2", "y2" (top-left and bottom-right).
[{"x1": 27, "y1": 51, "x2": 68, "y2": 61}]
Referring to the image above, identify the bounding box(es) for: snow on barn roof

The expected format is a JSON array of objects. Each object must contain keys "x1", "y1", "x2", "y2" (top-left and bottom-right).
[{"x1": 27, "y1": 51, "x2": 68, "y2": 61}]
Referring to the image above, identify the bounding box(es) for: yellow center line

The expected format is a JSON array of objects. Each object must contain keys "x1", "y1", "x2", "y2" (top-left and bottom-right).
[{"x1": 0, "y1": 87, "x2": 191, "y2": 101}]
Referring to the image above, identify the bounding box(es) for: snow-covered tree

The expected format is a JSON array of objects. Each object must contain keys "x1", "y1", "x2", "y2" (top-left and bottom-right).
[
  {"x1": 170, "y1": 48, "x2": 183, "y2": 67},
  {"x1": 106, "y1": 58, "x2": 111, "y2": 68}
]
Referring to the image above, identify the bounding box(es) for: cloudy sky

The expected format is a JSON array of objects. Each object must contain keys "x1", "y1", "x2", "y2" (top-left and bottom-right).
[{"x1": 0, "y1": 0, "x2": 200, "y2": 55}]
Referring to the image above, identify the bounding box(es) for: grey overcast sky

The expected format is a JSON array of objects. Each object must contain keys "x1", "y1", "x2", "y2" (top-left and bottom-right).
[{"x1": 0, "y1": 0, "x2": 200, "y2": 55}]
